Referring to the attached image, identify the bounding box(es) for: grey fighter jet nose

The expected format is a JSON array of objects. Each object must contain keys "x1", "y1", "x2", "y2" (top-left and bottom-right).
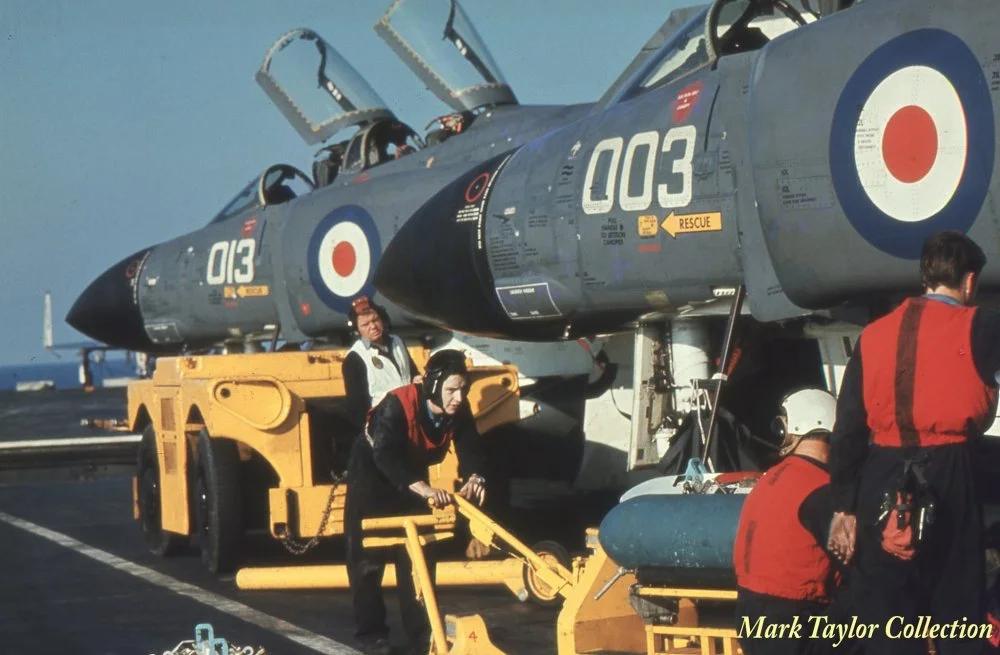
[
  {"x1": 375, "y1": 152, "x2": 571, "y2": 341},
  {"x1": 374, "y1": 156, "x2": 515, "y2": 338},
  {"x1": 66, "y1": 249, "x2": 156, "y2": 351}
]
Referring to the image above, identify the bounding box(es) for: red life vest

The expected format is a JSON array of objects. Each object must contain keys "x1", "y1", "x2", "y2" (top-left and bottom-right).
[
  {"x1": 734, "y1": 456, "x2": 835, "y2": 601},
  {"x1": 859, "y1": 297, "x2": 998, "y2": 448},
  {"x1": 366, "y1": 384, "x2": 455, "y2": 453}
]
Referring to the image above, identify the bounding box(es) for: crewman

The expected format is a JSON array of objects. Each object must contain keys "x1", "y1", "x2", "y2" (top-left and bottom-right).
[
  {"x1": 344, "y1": 349, "x2": 487, "y2": 655},
  {"x1": 339, "y1": 296, "x2": 422, "y2": 465},
  {"x1": 828, "y1": 231, "x2": 1000, "y2": 655},
  {"x1": 734, "y1": 388, "x2": 855, "y2": 655}
]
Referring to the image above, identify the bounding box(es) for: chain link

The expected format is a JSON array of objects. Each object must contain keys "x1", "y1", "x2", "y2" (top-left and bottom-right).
[{"x1": 277, "y1": 475, "x2": 342, "y2": 555}]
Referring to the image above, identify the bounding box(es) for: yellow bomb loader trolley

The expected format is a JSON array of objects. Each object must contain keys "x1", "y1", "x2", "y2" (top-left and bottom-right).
[
  {"x1": 346, "y1": 493, "x2": 746, "y2": 655},
  {"x1": 129, "y1": 345, "x2": 520, "y2": 575}
]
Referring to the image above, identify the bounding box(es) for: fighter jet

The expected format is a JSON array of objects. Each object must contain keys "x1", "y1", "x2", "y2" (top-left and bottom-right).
[
  {"x1": 376, "y1": 0, "x2": 1000, "y2": 336},
  {"x1": 371, "y1": 0, "x2": 1000, "y2": 472},
  {"x1": 65, "y1": 0, "x2": 638, "y2": 492},
  {"x1": 66, "y1": 2, "x2": 584, "y2": 355},
  {"x1": 67, "y1": 0, "x2": 1000, "y2": 492}
]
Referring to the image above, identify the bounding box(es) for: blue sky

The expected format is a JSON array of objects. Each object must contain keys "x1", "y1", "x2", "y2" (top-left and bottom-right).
[{"x1": 0, "y1": 0, "x2": 683, "y2": 366}]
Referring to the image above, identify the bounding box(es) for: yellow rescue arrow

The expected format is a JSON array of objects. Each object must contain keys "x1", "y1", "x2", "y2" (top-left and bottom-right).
[
  {"x1": 236, "y1": 285, "x2": 270, "y2": 298},
  {"x1": 661, "y1": 211, "x2": 722, "y2": 238}
]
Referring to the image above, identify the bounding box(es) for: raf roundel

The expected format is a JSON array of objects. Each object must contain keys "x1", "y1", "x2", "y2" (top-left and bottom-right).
[
  {"x1": 829, "y1": 29, "x2": 994, "y2": 259},
  {"x1": 307, "y1": 205, "x2": 382, "y2": 313}
]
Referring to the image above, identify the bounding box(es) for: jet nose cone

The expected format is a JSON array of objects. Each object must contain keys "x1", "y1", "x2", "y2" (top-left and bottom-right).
[
  {"x1": 375, "y1": 156, "x2": 512, "y2": 336},
  {"x1": 67, "y1": 249, "x2": 155, "y2": 351}
]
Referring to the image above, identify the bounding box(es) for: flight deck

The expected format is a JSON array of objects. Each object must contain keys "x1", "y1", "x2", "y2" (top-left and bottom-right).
[{"x1": 0, "y1": 388, "x2": 564, "y2": 655}]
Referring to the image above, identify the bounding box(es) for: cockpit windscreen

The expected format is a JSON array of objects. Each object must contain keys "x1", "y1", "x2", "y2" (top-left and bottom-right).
[
  {"x1": 256, "y1": 29, "x2": 395, "y2": 145},
  {"x1": 375, "y1": 0, "x2": 517, "y2": 112}
]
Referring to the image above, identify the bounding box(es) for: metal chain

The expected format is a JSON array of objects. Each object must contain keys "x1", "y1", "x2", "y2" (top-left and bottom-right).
[{"x1": 277, "y1": 475, "x2": 342, "y2": 555}]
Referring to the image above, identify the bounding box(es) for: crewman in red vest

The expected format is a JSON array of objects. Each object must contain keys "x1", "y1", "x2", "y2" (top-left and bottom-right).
[
  {"x1": 344, "y1": 349, "x2": 486, "y2": 655},
  {"x1": 828, "y1": 231, "x2": 1000, "y2": 655},
  {"x1": 734, "y1": 388, "x2": 851, "y2": 655}
]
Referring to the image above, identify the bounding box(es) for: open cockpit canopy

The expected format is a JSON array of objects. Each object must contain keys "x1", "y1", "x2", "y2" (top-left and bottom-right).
[
  {"x1": 256, "y1": 28, "x2": 396, "y2": 145},
  {"x1": 374, "y1": 0, "x2": 517, "y2": 113}
]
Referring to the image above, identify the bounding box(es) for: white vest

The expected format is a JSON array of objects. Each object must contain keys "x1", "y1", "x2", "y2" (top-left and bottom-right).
[{"x1": 349, "y1": 334, "x2": 413, "y2": 408}]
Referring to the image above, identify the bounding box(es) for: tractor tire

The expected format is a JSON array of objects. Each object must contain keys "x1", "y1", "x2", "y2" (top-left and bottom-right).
[
  {"x1": 195, "y1": 428, "x2": 242, "y2": 574},
  {"x1": 136, "y1": 426, "x2": 187, "y2": 556}
]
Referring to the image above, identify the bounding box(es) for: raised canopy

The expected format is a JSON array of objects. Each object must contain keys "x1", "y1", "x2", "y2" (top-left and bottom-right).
[
  {"x1": 374, "y1": 0, "x2": 517, "y2": 112},
  {"x1": 256, "y1": 28, "x2": 395, "y2": 145}
]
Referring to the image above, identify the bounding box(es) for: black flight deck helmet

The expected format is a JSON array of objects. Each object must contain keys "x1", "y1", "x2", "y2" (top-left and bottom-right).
[{"x1": 423, "y1": 349, "x2": 469, "y2": 406}]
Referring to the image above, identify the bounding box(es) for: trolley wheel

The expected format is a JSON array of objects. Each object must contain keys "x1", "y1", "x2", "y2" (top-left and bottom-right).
[
  {"x1": 137, "y1": 426, "x2": 187, "y2": 556},
  {"x1": 523, "y1": 540, "x2": 571, "y2": 607},
  {"x1": 195, "y1": 428, "x2": 242, "y2": 574}
]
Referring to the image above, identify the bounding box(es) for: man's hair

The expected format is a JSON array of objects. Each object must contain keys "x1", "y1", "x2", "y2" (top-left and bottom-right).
[
  {"x1": 348, "y1": 295, "x2": 389, "y2": 331},
  {"x1": 919, "y1": 231, "x2": 987, "y2": 290}
]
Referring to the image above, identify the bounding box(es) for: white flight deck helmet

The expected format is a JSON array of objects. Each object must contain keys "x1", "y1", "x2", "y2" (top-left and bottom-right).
[{"x1": 774, "y1": 388, "x2": 838, "y2": 457}]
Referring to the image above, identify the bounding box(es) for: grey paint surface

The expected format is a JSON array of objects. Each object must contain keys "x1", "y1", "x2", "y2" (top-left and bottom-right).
[{"x1": 71, "y1": 0, "x2": 1000, "y2": 350}]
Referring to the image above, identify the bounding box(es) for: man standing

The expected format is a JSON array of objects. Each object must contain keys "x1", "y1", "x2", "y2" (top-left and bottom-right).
[
  {"x1": 339, "y1": 296, "x2": 422, "y2": 457},
  {"x1": 828, "y1": 231, "x2": 1000, "y2": 655},
  {"x1": 734, "y1": 388, "x2": 853, "y2": 655},
  {"x1": 345, "y1": 349, "x2": 487, "y2": 655}
]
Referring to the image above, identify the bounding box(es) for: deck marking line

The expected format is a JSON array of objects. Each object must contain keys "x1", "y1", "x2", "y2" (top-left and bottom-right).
[
  {"x1": 0, "y1": 511, "x2": 362, "y2": 655},
  {"x1": 0, "y1": 435, "x2": 141, "y2": 449}
]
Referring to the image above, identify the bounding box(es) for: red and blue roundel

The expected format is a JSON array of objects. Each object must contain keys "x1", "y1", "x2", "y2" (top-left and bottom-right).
[
  {"x1": 829, "y1": 29, "x2": 994, "y2": 259},
  {"x1": 308, "y1": 205, "x2": 382, "y2": 312}
]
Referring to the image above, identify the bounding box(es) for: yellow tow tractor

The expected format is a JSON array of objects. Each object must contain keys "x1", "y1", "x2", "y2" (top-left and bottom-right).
[{"x1": 129, "y1": 346, "x2": 520, "y2": 574}]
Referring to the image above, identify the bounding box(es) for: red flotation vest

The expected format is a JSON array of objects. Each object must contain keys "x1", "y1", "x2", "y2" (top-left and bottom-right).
[
  {"x1": 734, "y1": 456, "x2": 835, "y2": 601},
  {"x1": 366, "y1": 384, "x2": 455, "y2": 452},
  {"x1": 859, "y1": 297, "x2": 998, "y2": 448}
]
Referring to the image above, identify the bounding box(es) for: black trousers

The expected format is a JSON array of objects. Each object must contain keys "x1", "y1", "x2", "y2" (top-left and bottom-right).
[
  {"x1": 736, "y1": 587, "x2": 862, "y2": 655},
  {"x1": 345, "y1": 438, "x2": 437, "y2": 646},
  {"x1": 850, "y1": 444, "x2": 985, "y2": 655}
]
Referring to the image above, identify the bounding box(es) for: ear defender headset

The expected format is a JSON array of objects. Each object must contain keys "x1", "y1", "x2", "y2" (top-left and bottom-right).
[
  {"x1": 348, "y1": 295, "x2": 391, "y2": 335},
  {"x1": 423, "y1": 349, "x2": 469, "y2": 406}
]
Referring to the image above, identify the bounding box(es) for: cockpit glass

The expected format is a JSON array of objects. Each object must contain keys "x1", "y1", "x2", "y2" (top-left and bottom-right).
[
  {"x1": 256, "y1": 29, "x2": 394, "y2": 145},
  {"x1": 743, "y1": 4, "x2": 812, "y2": 41},
  {"x1": 638, "y1": 12, "x2": 710, "y2": 94},
  {"x1": 210, "y1": 178, "x2": 261, "y2": 225},
  {"x1": 717, "y1": 0, "x2": 752, "y2": 37},
  {"x1": 261, "y1": 165, "x2": 315, "y2": 206},
  {"x1": 376, "y1": 0, "x2": 516, "y2": 112}
]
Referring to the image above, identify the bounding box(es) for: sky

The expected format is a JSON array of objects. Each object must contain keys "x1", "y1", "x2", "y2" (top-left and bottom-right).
[{"x1": 0, "y1": 0, "x2": 684, "y2": 366}]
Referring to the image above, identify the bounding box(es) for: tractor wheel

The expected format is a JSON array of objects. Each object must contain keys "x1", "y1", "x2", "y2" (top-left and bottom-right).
[
  {"x1": 194, "y1": 428, "x2": 242, "y2": 574},
  {"x1": 136, "y1": 426, "x2": 187, "y2": 556}
]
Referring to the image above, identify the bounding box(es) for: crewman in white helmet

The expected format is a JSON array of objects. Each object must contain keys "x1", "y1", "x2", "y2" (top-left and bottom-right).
[{"x1": 733, "y1": 388, "x2": 858, "y2": 655}]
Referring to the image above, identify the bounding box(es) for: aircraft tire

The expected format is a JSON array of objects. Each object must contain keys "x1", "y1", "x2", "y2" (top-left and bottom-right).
[
  {"x1": 137, "y1": 426, "x2": 187, "y2": 557},
  {"x1": 523, "y1": 540, "x2": 571, "y2": 607},
  {"x1": 195, "y1": 428, "x2": 242, "y2": 574}
]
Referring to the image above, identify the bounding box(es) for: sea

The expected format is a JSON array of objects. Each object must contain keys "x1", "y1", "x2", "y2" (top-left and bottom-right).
[{"x1": 0, "y1": 357, "x2": 138, "y2": 392}]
